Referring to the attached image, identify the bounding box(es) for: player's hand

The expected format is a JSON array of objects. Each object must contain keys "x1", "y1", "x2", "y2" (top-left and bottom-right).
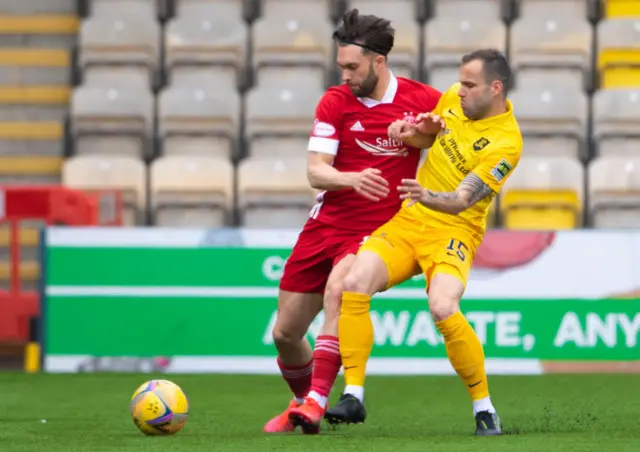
[
  {"x1": 397, "y1": 179, "x2": 427, "y2": 207},
  {"x1": 388, "y1": 120, "x2": 417, "y2": 143},
  {"x1": 414, "y1": 112, "x2": 446, "y2": 136},
  {"x1": 352, "y1": 168, "x2": 390, "y2": 202}
]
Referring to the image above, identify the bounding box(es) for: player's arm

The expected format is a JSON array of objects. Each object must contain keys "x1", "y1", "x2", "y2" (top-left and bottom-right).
[
  {"x1": 399, "y1": 145, "x2": 521, "y2": 215},
  {"x1": 399, "y1": 173, "x2": 494, "y2": 214},
  {"x1": 307, "y1": 151, "x2": 354, "y2": 190},
  {"x1": 307, "y1": 151, "x2": 390, "y2": 202},
  {"x1": 307, "y1": 91, "x2": 390, "y2": 201},
  {"x1": 388, "y1": 84, "x2": 444, "y2": 149}
]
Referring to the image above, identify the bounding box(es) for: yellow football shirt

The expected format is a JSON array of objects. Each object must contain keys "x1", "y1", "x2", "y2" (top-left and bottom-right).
[{"x1": 403, "y1": 83, "x2": 523, "y2": 245}]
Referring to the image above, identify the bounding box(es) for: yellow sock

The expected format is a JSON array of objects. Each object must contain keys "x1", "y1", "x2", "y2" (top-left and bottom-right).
[
  {"x1": 338, "y1": 291, "x2": 373, "y2": 387},
  {"x1": 435, "y1": 311, "x2": 489, "y2": 401}
]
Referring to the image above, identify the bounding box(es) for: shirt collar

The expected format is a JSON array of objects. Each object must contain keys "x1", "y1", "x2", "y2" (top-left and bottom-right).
[
  {"x1": 471, "y1": 99, "x2": 514, "y2": 131},
  {"x1": 358, "y1": 71, "x2": 398, "y2": 108}
]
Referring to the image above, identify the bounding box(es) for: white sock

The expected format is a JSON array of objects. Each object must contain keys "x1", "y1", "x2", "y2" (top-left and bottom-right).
[
  {"x1": 472, "y1": 396, "x2": 496, "y2": 415},
  {"x1": 344, "y1": 385, "x2": 365, "y2": 402},
  {"x1": 295, "y1": 397, "x2": 305, "y2": 405},
  {"x1": 307, "y1": 391, "x2": 327, "y2": 409}
]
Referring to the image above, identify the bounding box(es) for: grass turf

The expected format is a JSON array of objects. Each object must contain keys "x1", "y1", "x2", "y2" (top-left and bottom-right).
[{"x1": 0, "y1": 373, "x2": 638, "y2": 451}]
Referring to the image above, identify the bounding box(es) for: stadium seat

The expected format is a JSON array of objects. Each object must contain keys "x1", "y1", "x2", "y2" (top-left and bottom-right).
[
  {"x1": 431, "y1": 0, "x2": 503, "y2": 19},
  {"x1": 0, "y1": 121, "x2": 63, "y2": 156},
  {"x1": 252, "y1": 0, "x2": 333, "y2": 73},
  {"x1": 157, "y1": 85, "x2": 240, "y2": 159},
  {"x1": 89, "y1": 0, "x2": 158, "y2": 18},
  {"x1": 510, "y1": 13, "x2": 592, "y2": 90},
  {"x1": 603, "y1": 0, "x2": 640, "y2": 17},
  {"x1": 164, "y1": 1, "x2": 247, "y2": 83},
  {"x1": 62, "y1": 155, "x2": 147, "y2": 226},
  {"x1": 78, "y1": 15, "x2": 160, "y2": 87},
  {"x1": 237, "y1": 157, "x2": 316, "y2": 228},
  {"x1": 517, "y1": 0, "x2": 590, "y2": 21},
  {"x1": 597, "y1": 18, "x2": 640, "y2": 89},
  {"x1": 246, "y1": 69, "x2": 323, "y2": 153},
  {"x1": 508, "y1": 79, "x2": 587, "y2": 160},
  {"x1": 501, "y1": 157, "x2": 584, "y2": 230},
  {"x1": 424, "y1": 16, "x2": 506, "y2": 85},
  {"x1": 150, "y1": 156, "x2": 234, "y2": 227},
  {"x1": 169, "y1": 66, "x2": 236, "y2": 92},
  {"x1": 593, "y1": 88, "x2": 640, "y2": 157},
  {"x1": 70, "y1": 85, "x2": 154, "y2": 158},
  {"x1": 588, "y1": 156, "x2": 640, "y2": 228},
  {"x1": 348, "y1": 0, "x2": 419, "y2": 78},
  {"x1": 0, "y1": 155, "x2": 63, "y2": 183}
]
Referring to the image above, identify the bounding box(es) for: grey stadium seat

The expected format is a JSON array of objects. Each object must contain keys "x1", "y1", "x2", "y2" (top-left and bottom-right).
[
  {"x1": 150, "y1": 155, "x2": 234, "y2": 227},
  {"x1": 424, "y1": 17, "x2": 506, "y2": 83},
  {"x1": 508, "y1": 79, "x2": 587, "y2": 160},
  {"x1": 78, "y1": 15, "x2": 160, "y2": 86},
  {"x1": 431, "y1": 0, "x2": 503, "y2": 19},
  {"x1": 238, "y1": 157, "x2": 317, "y2": 228},
  {"x1": 70, "y1": 85, "x2": 154, "y2": 158},
  {"x1": 158, "y1": 85, "x2": 240, "y2": 159},
  {"x1": 89, "y1": 0, "x2": 158, "y2": 18},
  {"x1": 593, "y1": 88, "x2": 640, "y2": 157},
  {"x1": 169, "y1": 66, "x2": 236, "y2": 91},
  {"x1": 348, "y1": 0, "x2": 419, "y2": 78},
  {"x1": 82, "y1": 66, "x2": 149, "y2": 89},
  {"x1": 164, "y1": 1, "x2": 247, "y2": 80},
  {"x1": 518, "y1": 0, "x2": 591, "y2": 21},
  {"x1": 246, "y1": 69, "x2": 323, "y2": 146},
  {"x1": 588, "y1": 156, "x2": 640, "y2": 228},
  {"x1": 253, "y1": 0, "x2": 333, "y2": 71},
  {"x1": 248, "y1": 137, "x2": 310, "y2": 159},
  {"x1": 510, "y1": 14, "x2": 592, "y2": 89},
  {"x1": 62, "y1": 155, "x2": 147, "y2": 226}
]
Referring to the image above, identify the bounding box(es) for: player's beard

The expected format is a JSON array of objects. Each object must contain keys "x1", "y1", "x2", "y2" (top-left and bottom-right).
[
  {"x1": 462, "y1": 88, "x2": 492, "y2": 120},
  {"x1": 350, "y1": 64, "x2": 378, "y2": 98}
]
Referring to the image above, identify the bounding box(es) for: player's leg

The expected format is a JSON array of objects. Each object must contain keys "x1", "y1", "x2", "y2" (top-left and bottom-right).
[
  {"x1": 264, "y1": 222, "x2": 329, "y2": 433},
  {"x1": 325, "y1": 221, "x2": 420, "y2": 425},
  {"x1": 264, "y1": 290, "x2": 323, "y2": 433},
  {"x1": 424, "y1": 239, "x2": 502, "y2": 436},
  {"x1": 288, "y1": 254, "x2": 355, "y2": 432}
]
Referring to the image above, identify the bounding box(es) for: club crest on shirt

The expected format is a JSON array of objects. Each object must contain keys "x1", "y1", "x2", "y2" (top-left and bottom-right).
[
  {"x1": 473, "y1": 137, "x2": 490, "y2": 151},
  {"x1": 402, "y1": 111, "x2": 416, "y2": 123}
]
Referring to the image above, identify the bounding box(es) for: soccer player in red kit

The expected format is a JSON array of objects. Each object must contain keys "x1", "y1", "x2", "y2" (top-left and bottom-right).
[{"x1": 263, "y1": 9, "x2": 441, "y2": 434}]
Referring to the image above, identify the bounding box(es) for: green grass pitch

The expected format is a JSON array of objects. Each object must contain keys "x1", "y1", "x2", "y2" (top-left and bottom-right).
[{"x1": 0, "y1": 373, "x2": 638, "y2": 451}]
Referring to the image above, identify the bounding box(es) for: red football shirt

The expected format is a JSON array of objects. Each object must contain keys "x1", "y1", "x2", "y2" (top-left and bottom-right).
[{"x1": 307, "y1": 74, "x2": 442, "y2": 232}]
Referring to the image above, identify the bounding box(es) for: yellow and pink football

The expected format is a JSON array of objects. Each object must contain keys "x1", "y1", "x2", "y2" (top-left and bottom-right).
[{"x1": 129, "y1": 379, "x2": 189, "y2": 435}]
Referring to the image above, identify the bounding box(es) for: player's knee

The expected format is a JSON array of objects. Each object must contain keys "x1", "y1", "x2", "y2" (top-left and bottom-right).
[
  {"x1": 428, "y1": 295, "x2": 460, "y2": 322},
  {"x1": 341, "y1": 253, "x2": 387, "y2": 295},
  {"x1": 323, "y1": 282, "x2": 343, "y2": 320},
  {"x1": 271, "y1": 324, "x2": 303, "y2": 347}
]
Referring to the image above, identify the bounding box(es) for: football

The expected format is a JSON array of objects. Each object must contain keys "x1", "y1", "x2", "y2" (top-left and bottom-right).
[{"x1": 129, "y1": 379, "x2": 189, "y2": 435}]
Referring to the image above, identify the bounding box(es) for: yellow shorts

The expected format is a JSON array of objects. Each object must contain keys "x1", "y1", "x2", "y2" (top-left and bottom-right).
[{"x1": 359, "y1": 211, "x2": 477, "y2": 290}]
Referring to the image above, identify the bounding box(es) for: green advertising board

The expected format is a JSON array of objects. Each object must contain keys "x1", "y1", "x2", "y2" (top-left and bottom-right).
[{"x1": 42, "y1": 228, "x2": 640, "y2": 374}]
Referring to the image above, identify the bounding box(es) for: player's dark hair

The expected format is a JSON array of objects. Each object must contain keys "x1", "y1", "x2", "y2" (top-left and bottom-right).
[
  {"x1": 461, "y1": 49, "x2": 512, "y2": 96},
  {"x1": 332, "y1": 9, "x2": 395, "y2": 57}
]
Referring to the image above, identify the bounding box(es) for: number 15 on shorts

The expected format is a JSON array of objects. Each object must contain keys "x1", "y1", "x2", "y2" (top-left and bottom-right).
[{"x1": 446, "y1": 239, "x2": 468, "y2": 262}]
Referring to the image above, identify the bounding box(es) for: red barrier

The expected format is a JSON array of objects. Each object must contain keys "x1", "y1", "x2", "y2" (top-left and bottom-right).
[{"x1": 0, "y1": 186, "x2": 123, "y2": 342}]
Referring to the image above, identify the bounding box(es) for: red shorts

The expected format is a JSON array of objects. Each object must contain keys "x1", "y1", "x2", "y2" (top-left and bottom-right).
[{"x1": 279, "y1": 219, "x2": 368, "y2": 294}]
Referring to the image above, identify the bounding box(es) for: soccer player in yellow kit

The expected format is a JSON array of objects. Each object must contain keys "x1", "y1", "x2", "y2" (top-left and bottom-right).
[{"x1": 323, "y1": 49, "x2": 523, "y2": 436}]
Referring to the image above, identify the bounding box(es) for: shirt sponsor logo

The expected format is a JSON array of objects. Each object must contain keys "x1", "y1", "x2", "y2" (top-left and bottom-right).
[
  {"x1": 355, "y1": 138, "x2": 408, "y2": 156},
  {"x1": 313, "y1": 121, "x2": 336, "y2": 137}
]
